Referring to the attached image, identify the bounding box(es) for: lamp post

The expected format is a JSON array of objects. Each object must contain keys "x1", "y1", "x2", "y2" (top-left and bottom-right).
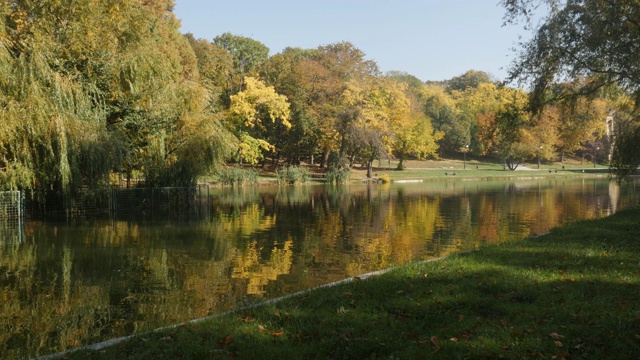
[
  {"x1": 537, "y1": 145, "x2": 543, "y2": 169},
  {"x1": 463, "y1": 144, "x2": 469, "y2": 169},
  {"x1": 594, "y1": 146, "x2": 599, "y2": 168}
]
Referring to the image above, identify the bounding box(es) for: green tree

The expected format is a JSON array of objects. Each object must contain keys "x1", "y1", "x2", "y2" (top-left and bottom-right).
[
  {"x1": 213, "y1": 33, "x2": 270, "y2": 105},
  {"x1": 446, "y1": 69, "x2": 495, "y2": 92},
  {"x1": 503, "y1": 0, "x2": 640, "y2": 178},
  {"x1": 185, "y1": 33, "x2": 234, "y2": 112},
  {"x1": 313, "y1": 42, "x2": 380, "y2": 168},
  {"x1": 261, "y1": 48, "x2": 325, "y2": 165},
  {"x1": 421, "y1": 84, "x2": 467, "y2": 153},
  {"x1": 454, "y1": 82, "x2": 504, "y2": 156},
  {"x1": 1, "y1": 0, "x2": 233, "y2": 193},
  {"x1": 494, "y1": 88, "x2": 533, "y2": 170}
]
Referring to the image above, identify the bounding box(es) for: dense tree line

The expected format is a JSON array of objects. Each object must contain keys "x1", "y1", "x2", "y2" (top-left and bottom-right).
[{"x1": 0, "y1": 0, "x2": 635, "y2": 199}]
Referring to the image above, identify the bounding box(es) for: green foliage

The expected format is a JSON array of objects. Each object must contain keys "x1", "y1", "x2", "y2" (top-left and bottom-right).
[
  {"x1": 325, "y1": 167, "x2": 350, "y2": 185},
  {"x1": 610, "y1": 123, "x2": 640, "y2": 180},
  {"x1": 324, "y1": 152, "x2": 351, "y2": 184},
  {"x1": 217, "y1": 166, "x2": 258, "y2": 187},
  {"x1": 0, "y1": 163, "x2": 32, "y2": 191},
  {"x1": 503, "y1": 0, "x2": 640, "y2": 178},
  {"x1": 0, "y1": 0, "x2": 233, "y2": 201},
  {"x1": 445, "y1": 69, "x2": 494, "y2": 92},
  {"x1": 275, "y1": 166, "x2": 311, "y2": 185}
]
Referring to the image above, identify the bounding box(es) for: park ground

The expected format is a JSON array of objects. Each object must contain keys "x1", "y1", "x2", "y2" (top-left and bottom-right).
[
  {"x1": 247, "y1": 155, "x2": 614, "y2": 185},
  {"x1": 60, "y1": 196, "x2": 640, "y2": 359}
]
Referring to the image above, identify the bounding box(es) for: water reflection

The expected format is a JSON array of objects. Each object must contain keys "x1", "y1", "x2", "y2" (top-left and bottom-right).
[{"x1": 0, "y1": 177, "x2": 637, "y2": 359}]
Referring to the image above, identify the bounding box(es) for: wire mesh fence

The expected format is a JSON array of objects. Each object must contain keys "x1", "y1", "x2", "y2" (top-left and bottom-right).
[
  {"x1": 111, "y1": 186, "x2": 210, "y2": 216},
  {"x1": 0, "y1": 191, "x2": 23, "y2": 221},
  {"x1": 0, "y1": 191, "x2": 24, "y2": 243},
  {"x1": 0, "y1": 186, "x2": 210, "y2": 220}
]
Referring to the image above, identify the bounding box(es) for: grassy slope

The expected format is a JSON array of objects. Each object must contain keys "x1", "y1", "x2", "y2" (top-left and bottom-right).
[{"x1": 65, "y1": 206, "x2": 640, "y2": 360}]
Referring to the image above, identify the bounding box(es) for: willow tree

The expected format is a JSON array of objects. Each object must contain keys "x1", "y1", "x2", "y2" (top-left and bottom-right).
[
  {"x1": 1, "y1": 0, "x2": 116, "y2": 194},
  {"x1": 1, "y1": 0, "x2": 234, "y2": 195}
]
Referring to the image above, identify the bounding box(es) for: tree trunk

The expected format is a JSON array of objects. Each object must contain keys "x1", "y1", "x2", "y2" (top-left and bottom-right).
[
  {"x1": 505, "y1": 158, "x2": 519, "y2": 171},
  {"x1": 321, "y1": 149, "x2": 330, "y2": 169}
]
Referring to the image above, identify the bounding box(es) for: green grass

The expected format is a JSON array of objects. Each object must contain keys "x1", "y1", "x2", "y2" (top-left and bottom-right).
[
  {"x1": 61, "y1": 206, "x2": 640, "y2": 359},
  {"x1": 353, "y1": 158, "x2": 611, "y2": 183},
  {"x1": 200, "y1": 157, "x2": 612, "y2": 186}
]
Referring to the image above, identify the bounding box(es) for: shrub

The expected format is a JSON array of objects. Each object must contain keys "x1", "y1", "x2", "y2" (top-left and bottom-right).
[
  {"x1": 325, "y1": 166, "x2": 350, "y2": 184},
  {"x1": 378, "y1": 173, "x2": 391, "y2": 184},
  {"x1": 217, "y1": 166, "x2": 258, "y2": 187},
  {"x1": 276, "y1": 166, "x2": 311, "y2": 185}
]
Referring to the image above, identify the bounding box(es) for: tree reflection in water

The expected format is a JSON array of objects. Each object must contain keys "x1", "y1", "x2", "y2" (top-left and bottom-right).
[{"x1": 0, "y1": 177, "x2": 637, "y2": 359}]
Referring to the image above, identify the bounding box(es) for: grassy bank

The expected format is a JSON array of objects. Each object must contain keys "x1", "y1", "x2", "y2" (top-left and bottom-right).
[
  {"x1": 62, "y1": 206, "x2": 640, "y2": 359},
  {"x1": 347, "y1": 159, "x2": 611, "y2": 183},
  {"x1": 220, "y1": 157, "x2": 612, "y2": 186}
]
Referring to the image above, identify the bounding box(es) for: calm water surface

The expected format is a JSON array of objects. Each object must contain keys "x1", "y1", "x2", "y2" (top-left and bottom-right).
[{"x1": 1, "y1": 177, "x2": 638, "y2": 358}]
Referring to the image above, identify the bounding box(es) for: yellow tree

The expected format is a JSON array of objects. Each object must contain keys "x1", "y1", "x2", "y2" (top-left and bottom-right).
[
  {"x1": 229, "y1": 77, "x2": 291, "y2": 164},
  {"x1": 393, "y1": 112, "x2": 443, "y2": 169},
  {"x1": 315, "y1": 42, "x2": 380, "y2": 169},
  {"x1": 453, "y1": 82, "x2": 503, "y2": 155},
  {"x1": 554, "y1": 96, "x2": 608, "y2": 162},
  {"x1": 338, "y1": 79, "x2": 394, "y2": 177},
  {"x1": 494, "y1": 87, "x2": 534, "y2": 170},
  {"x1": 390, "y1": 80, "x2": 443, "y2": 169},
  {"x1": 420, "y1": 84, "x2": 463, "y2": 153}
]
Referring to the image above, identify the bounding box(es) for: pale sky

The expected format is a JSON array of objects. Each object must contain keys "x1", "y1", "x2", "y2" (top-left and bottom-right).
[{"x1": 173, "y1": 0, "x2": 532, "y2": 83}]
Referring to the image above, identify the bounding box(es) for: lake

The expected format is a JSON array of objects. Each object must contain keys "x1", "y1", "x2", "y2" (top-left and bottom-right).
[{"x1": 1, "y1": 177, "x2": 638, "y2": 359}]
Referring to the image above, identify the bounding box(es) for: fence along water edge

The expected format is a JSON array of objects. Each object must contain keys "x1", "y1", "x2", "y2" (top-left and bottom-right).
[
  {"x1": 0, "y1": 186, "x2": 210, "y2": 221},
  {"x1": 0, "y1": 191, "x2": 24, "y2": 243}
]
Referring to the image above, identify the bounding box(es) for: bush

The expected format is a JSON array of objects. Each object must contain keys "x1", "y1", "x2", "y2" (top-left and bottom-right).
[
  {"x1": 275, "y1": 166, "x2": 311, "y2": 185},
  {"x1": 325, "y1": 166, "x2": 350, "y2": 184},
  {"x1": 378, "y1": 173, "x2": 391, "y2": 184},
  {"x1": 217, "y1": 166, "x2": 258, "y2": 187},
  {"x1": 325, "y1": 152, "x2": 351, "y2": 185}
]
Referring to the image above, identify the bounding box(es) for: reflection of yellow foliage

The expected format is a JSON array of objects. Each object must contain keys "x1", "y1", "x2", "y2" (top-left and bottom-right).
[
  {"x1": 219, "y1": 203, "x2": 276, "y2": 237},
  {"x1": 231, "y1": 238, "x2": 293, "y2": 296}
]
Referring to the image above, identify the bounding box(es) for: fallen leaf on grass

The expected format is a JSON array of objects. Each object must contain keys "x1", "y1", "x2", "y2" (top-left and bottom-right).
[
  {"x1": 217, "y1": 335, "x2": 233, "y2": 346},
  {"x1": 272, "y1": 331, "x2": 284, "y2": 337},
  {"x1": 430, "y1": 336, "x2": 441, "y2": 354},
  {"x1": 430, "y1": 336, "x2": 440, "y2": 347},
  {"x1": 337, "y1": 306, "x2": 349, "y2": 315},
  {"x1": 554, "y1": 340, "x2": 564, "y2": 347},
  {"x1": 449, "y1": 337, "x2": 459, "y2": 342},
  {"x1": 549, "y1": 332, "x2": 565, "y2": 340}
]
